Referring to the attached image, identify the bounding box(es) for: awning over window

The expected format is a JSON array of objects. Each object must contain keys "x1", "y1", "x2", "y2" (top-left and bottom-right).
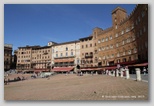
[
  {"x1": 54, "y1": 59, "x2": 61, "y2": 62},
  {"x1": 81, "y1": 68, "x2": 102, "y2": 71},
  {"x1": 81, "y1": 68, "x2": 94, "y2": 71},
  {"x1": 133, "y1": 62, "x2": 148, "y2": 66},
  {"x1": 52, "y1": 67, "x2": 74, "y2": 72},
  {"x1": 34, "y1": 69, "x2": 49, "y2": 72},
  {"x1": 104, "y1": 66, "x2": 117, "y2": 70}
]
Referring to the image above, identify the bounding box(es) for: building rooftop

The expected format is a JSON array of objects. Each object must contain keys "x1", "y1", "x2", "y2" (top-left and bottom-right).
[
  {"x1": 79, "y1": 36, "x2": 93, "y2": 41},
  {"x1": 112, "y1": 6, "x2": 127, "y2": 14},
  {"x1": 53, "y1": 40, "x2": 80, "y2": 46},
  {"x1": 4, "y1": 44, "x2": 13, "y2": 48},
  {"x1": 32, "y1": 45, "x2": 52, "y2": 50},
  {"x1": 18, "y1": 45, "x2": 40, "y2": 49}
]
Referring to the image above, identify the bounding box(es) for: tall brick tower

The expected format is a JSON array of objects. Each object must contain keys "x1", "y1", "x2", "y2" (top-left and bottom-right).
[{"x1": 112, "y1": 7, "x2": 127, "y2": 29}]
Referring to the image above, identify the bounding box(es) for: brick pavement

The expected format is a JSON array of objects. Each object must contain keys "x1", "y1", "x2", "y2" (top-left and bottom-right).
[{"x1": 4, "y1": 74, "x2": 148, "y2": 100}]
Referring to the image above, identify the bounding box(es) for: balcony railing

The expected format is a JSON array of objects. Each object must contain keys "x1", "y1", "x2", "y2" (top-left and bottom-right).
[{"x1": 54, "y1": 55, "x2": 75, "y2": 59}]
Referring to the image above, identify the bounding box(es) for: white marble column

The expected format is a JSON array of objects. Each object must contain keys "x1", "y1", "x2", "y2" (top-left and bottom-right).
[
  {"x1": 120, "y1": 68, "x2": 124, "y2": 77},
  {"x1": 86, "y1": 71, "x2": 88, "y2": 75},
  {"x1": 81, "y1": 72, "x2": 83, "y2": 76},
  {"x1": 108, "y1": 71, "x2": 111, "y2": 76},
  {"x1": 106, "y1": 70, "x2": 108, "y2": 75},
  {"x1": 135, "y1": 68, "x2": 141, "y2": 81},
  {"x1": 125, "y1": 68, "x2": 130, "y2": 79},
  {"x1": 102, "y1": 71, "x2": 104, "y2": 75},
  {"x1": 96, "y1": 71, "x2": 98, "y2": 75},
  {"x1": 116, "y1": 69, "x2": 119, "y2": 77},
  {"x1": 91, "y1": 71, "x2": 93, "y2": 76},
  {"x1": 113, "y1": 70, "x2": 115, "y2": 77}
]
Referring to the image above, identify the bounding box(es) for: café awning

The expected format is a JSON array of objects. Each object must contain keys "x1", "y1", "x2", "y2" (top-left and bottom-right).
[
  {"x1": 128, "y1": 62, "x2": 148, "y2": 67},
  {"x1": 104, "y1": 66, "x2": 117, "y2": 70},
  {"x1": 133, "y1": 62, "x2": 148, "y2": 66},
  {"x1": 81, "y1": 68, "x2": 103, "y2": 71},
  {"x1": 52, "y1": 67, "x2": 74, "y2": 72}
]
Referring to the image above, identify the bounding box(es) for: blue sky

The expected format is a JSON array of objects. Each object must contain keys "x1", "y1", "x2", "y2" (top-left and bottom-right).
[{"x1": 4, "y1": 4, "x2": 136, "y2": 52}]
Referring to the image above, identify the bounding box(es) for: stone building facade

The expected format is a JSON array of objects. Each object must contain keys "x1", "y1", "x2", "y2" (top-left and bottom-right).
[
  {"x1": 31, "y1": 46, "x2": 52, "y2": 71},
  {"x1": 51, "y1": 40, "x2": 80, "y2": 68},
  {"x1": 79, "y1": 27, "x2": 103, "y2": 68},
  {"x1": 97, "y1": 4, "x2": 148, "y2": 67},
  {"x1": 4, "y1": 44, "x2": 13, "y2": 71},
  {"x1": 15, "y1": 4, "x2": 148, "y2": 71},
  {"x1": 16, "y1": 45, "x2": 40, "y2": 71},
  {"x1": 16, "y1": 44, "x2": 55, "y2": 71},
  {"x1": 16, "y1": 41, "x2": 80, "y2": 72}
]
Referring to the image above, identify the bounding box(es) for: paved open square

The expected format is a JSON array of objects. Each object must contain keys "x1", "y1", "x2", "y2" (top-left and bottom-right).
[{"x1": 4, "y1": 74, "x2": 148, "y2": 100}]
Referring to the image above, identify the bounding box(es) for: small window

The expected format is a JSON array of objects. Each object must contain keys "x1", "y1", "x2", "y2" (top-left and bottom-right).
[
  {"x1": 66, "y1": 47, "x2": 68, "y2": 51},
  {"x1": 134, "y1": 48, "x2": 137, "y2": 53},
  {"x1": 98, "y1": 40, "x2": 101, "y2": 43},
  {"x1": 115, "y1": 25, "x2": 117, "y2": 29},
  {"x1": 142, "y1": 11, "x2": 145, "y2": 17},
  {"x1": 110, "y1": 44, "x2": 113, "y2": 48},
  {"x1": 136, "y1": 20, "x2": 138, "y2": 25},
  {"x1": 103, "y1": 56, "x2": 105, "y2": 60},
  {"x1": 140, "y1": 29, "x2": 142, "y2": 36},
  {"x1": 77, "y1": 59, "x2": 80, "y2": 64},
  {"x1": 71, "y1": 52, "x2": 73, "y2": 56},
  {"x1": 123, "y1": 51, "x2": 125, "y2": 56},
  {"x1": 122, "y1": 40, "x2": 125, "y2": 45},
  {"x1": 115, "y1": 33, "x2": 118, "y2": 37},
  {"x1": 102, "y1": 47, "x2": 105, "y2": 51},
  {"x1": 116, "y1": 43, "x2": 119, "y2": 47},
  {"x1": 138, "y1": 16, "x2": 140, "y2": 22},
  {"x1": 95, "y1": 43, "x2": 97, "y2": 46},
  {"x1": 132, "y1": 24, "x2": 134, "y2": 29},
  {"x1": 128, "y1": 50, "x2": 132, "y2": 54},
  {"x1": 110, "y1": 36, "x2": 112, "y2": 40},
  {"x1": 102, "y1": 38, "x2": 104, "y2": 42},
  {"x1": 121, "y1": 30, "x2": 124, "y2": 35},
  {"x1": 95, "y1": 50, "x2": 97, "y2": 53},
  {"x1": 106, "y1": 45, "x2": 109, "y2": 50},
  {"x1": 126, "y1": 27, "x2": 130, "y2": 33},
  {"x1": 127, "y1": 38, "x2": 130, "y2": 43},
  {"x1": 143, "y1": 26, "x2": 146, "y2": 32},
  {"x1": 106, "y1": 37, "x2": 108, "y2": 41},
  {"x1": 137, "y1": 32, "x2": 139, "y2": 37},
  {"x1": 132, "y1": 35, "x2": 136, "y2": 41},
  {"x1": 117, "y1": 52, "x2": 120, "y2": 57}
]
